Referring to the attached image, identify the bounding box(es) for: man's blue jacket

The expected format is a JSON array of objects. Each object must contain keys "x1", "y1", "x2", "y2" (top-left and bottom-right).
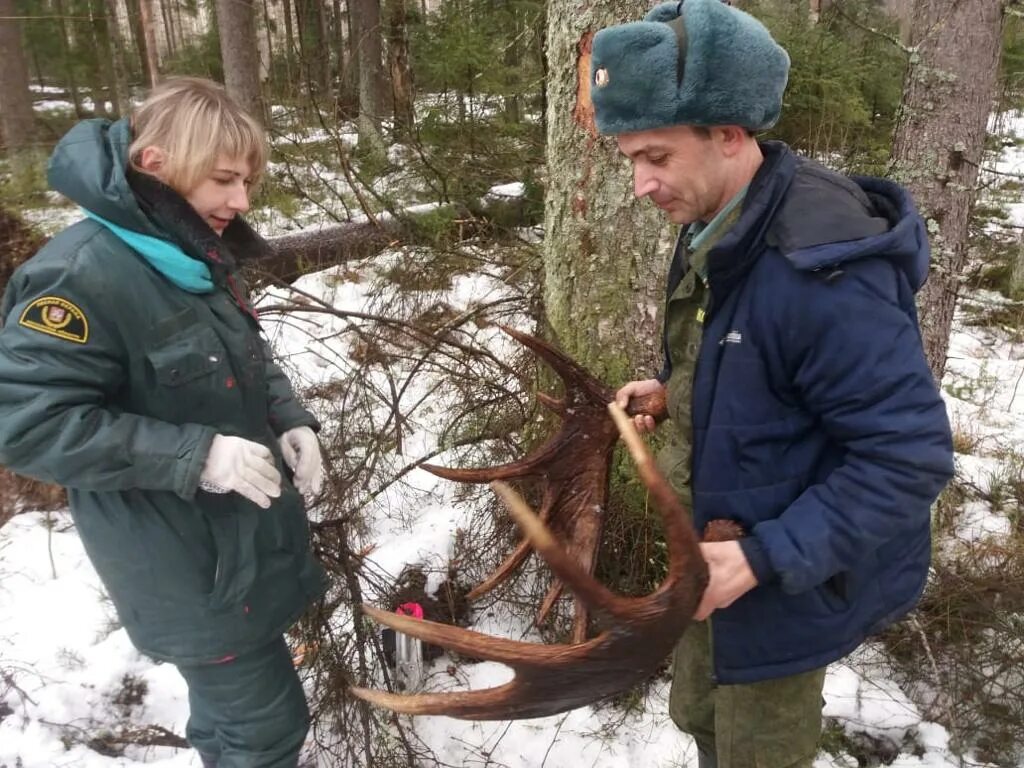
[{"x1": 660, "y1": 142, "x2": 954, "y2": 684}]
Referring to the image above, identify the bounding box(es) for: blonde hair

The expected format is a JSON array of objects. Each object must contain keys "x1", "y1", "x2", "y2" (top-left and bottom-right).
[{"x1": 129, "y1": 77, "x2": 268, "y2": 194}]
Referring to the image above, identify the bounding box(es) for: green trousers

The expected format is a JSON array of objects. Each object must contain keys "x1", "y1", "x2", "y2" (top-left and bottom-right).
[
  {"x1": 176, "y1": 636, "x2": 309, "y2": 768},
  {"x1": 669, "y1": 621, "x2": 826, "y2": 768}
]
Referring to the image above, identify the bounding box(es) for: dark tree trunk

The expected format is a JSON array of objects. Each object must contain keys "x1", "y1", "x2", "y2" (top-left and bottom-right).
[
  {"x1": 53, "y1": 0, "x2": 88, "y2": 116},
  {"x1": 216, "y1": 0, "x2": 265, "y2": 123},
  {"x1": 386, "y1": 0, "x2": 414, "y2": 139},
  {"x1": 89, "y1": 0, "x2": 122, "y2": 116},
  {"x1": 105, "y1": 0, "x2": 130, "y2": 108},
  {"x1": 341, "y1": 0, "x2": 360, "y2": 116},
  {"x1": 281, "y1": 0, "x2": 298, "y2": 92},
  {"x1": 332, "y1": 0, "x2": 359, "y2": 116},
  {"x1": 261, "y1": 0, "x2": 275, "y2": 84},
  {"x1": 890, "y1": 0, "x2": 1004, "y2": 380},
  {"x1": 128, "y1": 0, "x2": 158, "y2": 86},
  {"x1": 138, "y1": 0, "x2": 160, "y2": 86},
  {"x1": 160, "y1": 0, "x2": 177, "y2": 56},
  {"x1": 0, "y1": 0, "x2": 36, "y2": 156},
  {"x1": 294, "y1": 0, "x2": 329, "y2": 95},
  {"x1": 503, "y1": 0, "x2": 522, "y2": 123}
]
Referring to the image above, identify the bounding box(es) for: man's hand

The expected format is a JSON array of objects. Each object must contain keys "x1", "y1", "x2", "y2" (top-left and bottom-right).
[
  {"x1": 614, "y1": 378, "x2": 665, "y2": 434},
  {"x1": 694, "y1": 540, "x2": 758, "y2": 620},
  {"x1": 279, "y1": 426, "x2": 324, "y2": 496},
  {"x1": 200, "y1": 435, "x2": 282, "y2": 509}
]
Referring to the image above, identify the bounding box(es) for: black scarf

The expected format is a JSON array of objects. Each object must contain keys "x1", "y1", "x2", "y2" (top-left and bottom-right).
[{"x1": 126, "y1": 167, "x2": 269, "y2": 323}]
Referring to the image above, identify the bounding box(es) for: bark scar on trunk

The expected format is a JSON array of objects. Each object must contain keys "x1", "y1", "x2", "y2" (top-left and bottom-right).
[{"x1": 574, "y1": 31, "x2": 597, "y2": 138}]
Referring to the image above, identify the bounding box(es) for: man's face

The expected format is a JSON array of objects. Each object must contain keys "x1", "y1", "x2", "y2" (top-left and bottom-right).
[{"x1": 616, "y1": 125, "x2": 725, "y2": 225}]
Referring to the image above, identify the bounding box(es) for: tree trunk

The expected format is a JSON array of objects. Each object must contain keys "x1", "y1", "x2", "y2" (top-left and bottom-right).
[
  {"x1": 890, "y1": 0, "x2": 1004, "y2": 381},
  {"x1": 350, "y1": 0, "x2": 386, "y2": 153},
  {"x1": 882, "y1": 0, "x2": 914, "y2": 44},
  {"x1": 315, "y1": 0, "x2": 330, "y2": 92},
  {"x1": 104, "y1": 0, "x2": 130, "y2": 112},
  {"x1": 281, "y1": 0, "x2": 298, "y2": 93},
  {"x1": 386, "y1": 0, "x2": 414, "y2": 139},
  {"x1": 160, "y1": 0, "x2": 177, "y2": 57},
  {"x1": 261, "y1": 0, "x2": 275, "y2": 84},
  {"x1": 138, "y1": 0, "x2": 160, "y2": 86},
  {"x1": 124, "y1": 0, "x2": 147, "y2": 84},
  {"x1": 331, "y1": 0, "x2": 345, "y2": 79},
  {"x1": 53, "y1": 0, "x2": 88, "y2": 117},
  {"x1": 0, "y1": 0, "x2": 36, "y2": 158},
  {"x1": 294, "y1": 0, "x2": 329, "y2": 95},
  {"x1": 332, "y1": 0, "x2": 359, "y2": 116},
  {"x1": 542, "y1": 0, "x2": 665, "y2": 381},
  {"x1": 216, "y1": 0, "x2": 265, "y2": 123},
  {"x1": 503, "y1": 0, "x2": 522, "y2": 123},
  {"x1": 89, "y1": 0, "x2": 121, "y2": 116},
  {"x1": 809, "y1": 0, "x2": 822, "y2": 24},
  {"x1": 343, "y1": 0, "x2": 361, "y2": 117},
  {"x1": 173, "y1": 0, "x2": 187, "y2": 54}
]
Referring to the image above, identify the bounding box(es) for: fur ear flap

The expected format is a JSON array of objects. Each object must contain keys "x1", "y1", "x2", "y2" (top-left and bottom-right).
[{"x1": 591, "y1": 0, "x2": 790, "y2": 135}]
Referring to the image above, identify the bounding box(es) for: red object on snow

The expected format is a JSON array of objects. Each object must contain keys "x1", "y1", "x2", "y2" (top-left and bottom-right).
[{"x1": 396, "y1": 602, "x2": 424, "y2": 619}]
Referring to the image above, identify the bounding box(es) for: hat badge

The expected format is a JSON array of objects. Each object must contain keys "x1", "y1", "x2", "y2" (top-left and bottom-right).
[{"x1": 595, "y1": 68, "x2": 610, "y2": 87}]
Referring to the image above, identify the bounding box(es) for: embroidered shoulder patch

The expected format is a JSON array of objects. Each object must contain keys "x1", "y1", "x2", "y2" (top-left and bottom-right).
[{"x1": 18, "y1": 296, "x2": 89, "y2": 344}]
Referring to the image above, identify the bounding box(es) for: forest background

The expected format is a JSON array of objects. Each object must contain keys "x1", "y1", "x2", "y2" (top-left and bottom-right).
[{"x1": 2, "y1": 0, "x2": 1024, "y2": 766}]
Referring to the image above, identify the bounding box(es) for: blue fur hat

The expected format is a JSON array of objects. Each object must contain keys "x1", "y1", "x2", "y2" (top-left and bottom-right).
[{"x1": 591, "y1": 0, "x2": 790, "y2": 134}]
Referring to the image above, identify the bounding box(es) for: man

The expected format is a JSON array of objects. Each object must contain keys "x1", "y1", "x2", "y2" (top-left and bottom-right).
[{"x1": 594, "y1": 1, "x2": 954, "y2": 766}]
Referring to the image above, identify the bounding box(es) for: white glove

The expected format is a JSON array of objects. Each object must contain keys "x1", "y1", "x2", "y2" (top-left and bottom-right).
[
  {"x1": 199, "y1": 435, "x2": 282, "y2": 509},
  {"x1": 279, "y1": 426, "x2": 323, "y2": 496}
]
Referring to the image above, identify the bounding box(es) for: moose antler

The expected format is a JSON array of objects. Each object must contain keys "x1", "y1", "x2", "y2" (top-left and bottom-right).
[
  {"x1": 348, "y1": 329, "x2": 743, "y2": 719},
  {"x1": 421, "y1": 326, "x2": 667, "y2": 643},
  {"x1": 351, "y1": 401, "x2": 710, "y2": 720}
]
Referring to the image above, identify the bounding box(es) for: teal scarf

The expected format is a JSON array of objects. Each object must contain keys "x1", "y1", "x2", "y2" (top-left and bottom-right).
[{"x1": 83, "y1": 209, "x2": 214, "y2": 294}]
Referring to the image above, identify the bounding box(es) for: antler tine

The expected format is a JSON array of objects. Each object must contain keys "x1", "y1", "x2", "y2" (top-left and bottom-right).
[
  {"x1": 357, "y1": 604, "x2": 599, "y2": 665},
  {"x1": 420, "y1": 430, "x2": 581, "y2": 483},
  {"x1": 607, "y1": 403, "x2": 694, "y2": 577},
  {"x1": 490, "y1": 481, "x2": 631, "y2": 619},
  {"x1": 420, "y1": 330, "x2": 667, "y2": 643},
  {"x1": 465, "y1": 538, "x2": 533, "y2": 601},
  {"x1": 352, "y1": 415, "x2": 712, "y2": 721},
  {"x1": 466, "y1": 484, "x2": 558, "y2": 602},
  {"x1": 498, "y1": 325, "x2": 611, "y2": 405}
]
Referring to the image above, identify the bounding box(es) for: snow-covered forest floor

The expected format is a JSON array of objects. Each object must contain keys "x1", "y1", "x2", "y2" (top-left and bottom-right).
[{"x1": 2, "y1": 98, "x2": 1023, "y2": 768}]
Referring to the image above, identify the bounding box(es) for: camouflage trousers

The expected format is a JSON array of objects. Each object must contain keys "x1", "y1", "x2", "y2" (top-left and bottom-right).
[{"x1": 669, "y1": 621, "x2": 826, "y2": 768}]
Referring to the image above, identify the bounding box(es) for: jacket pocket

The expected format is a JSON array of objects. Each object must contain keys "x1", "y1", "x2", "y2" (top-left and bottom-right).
[
  {"x1": 147, "y1": 326, "x2": 228, "y2": 386},
  {"x1": 203, "y1": 502, "x2": 258, "y2": 611},
  {"x1": 819, "y1": 573, "x2": 850, "y2": 612}
]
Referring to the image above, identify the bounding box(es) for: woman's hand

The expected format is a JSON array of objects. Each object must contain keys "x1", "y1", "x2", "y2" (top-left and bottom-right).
[
  {"x1": 279, "y1": 426, "x2": 324, "y2": 496},
  {"x1": 200, "y1": 435, "x2": 282, "y2": 508}
]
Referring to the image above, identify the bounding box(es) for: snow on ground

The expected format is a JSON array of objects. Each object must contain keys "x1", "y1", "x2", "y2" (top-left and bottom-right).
[
  {"x1": 1, "y1": 245, "x2": 1002, "y2": 768},
  {"x1": 1, "y1": 511, "x2": 195, "y2": 767},
  {"x1": 3, "y1": 119, "x2": 1024, "y2": 767}
]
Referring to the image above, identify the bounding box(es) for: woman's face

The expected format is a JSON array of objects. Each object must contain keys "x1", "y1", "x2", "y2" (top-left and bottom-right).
[
  {"x1": 137, "y1": 147, "x2": 253, "y2": 236},
  {"x1": 183, "y1": 156, "x2": 253, "y2": 236}
]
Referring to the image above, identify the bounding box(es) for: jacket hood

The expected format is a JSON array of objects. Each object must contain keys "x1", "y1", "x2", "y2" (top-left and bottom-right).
[
  {"x1": 704, "y1": 143, "x2": 931, "y2": 297},
  {"x1": 47, "y1": 118, "x2": 165, "y2": 238},
  {"x1": 47, "y1": 119, "x2": 270, "y2": 294},
  {"x1": 773, "y1": 161, "x2": 930, "y2": 293}
]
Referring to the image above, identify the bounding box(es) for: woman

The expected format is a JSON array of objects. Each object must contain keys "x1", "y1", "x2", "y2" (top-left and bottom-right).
[{"x1": 0, "y1": 77, "x2": 328, "y2": 768}]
